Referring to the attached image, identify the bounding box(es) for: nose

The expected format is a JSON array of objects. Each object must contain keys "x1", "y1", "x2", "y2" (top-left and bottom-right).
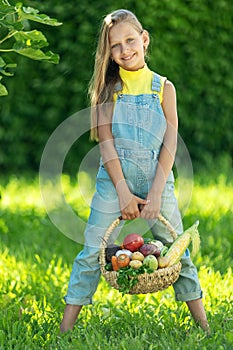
[{"x1": 121, "y1": 43, "x2": 130, "y2": 54}]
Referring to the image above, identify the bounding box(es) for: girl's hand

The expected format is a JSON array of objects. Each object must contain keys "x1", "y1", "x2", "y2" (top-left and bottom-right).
[
  {"x1": 118, "y1": 190, "x2": 147, "y2": 221},
  {"x1": 140, "y1": 192, "x2": 162, "y2": 220},
  {"x1": 116, "y1": 179, "x2": 147, "y2": 220},
  {"x1": 120, "y1": 194, "x2": 148, "y2": 220}
]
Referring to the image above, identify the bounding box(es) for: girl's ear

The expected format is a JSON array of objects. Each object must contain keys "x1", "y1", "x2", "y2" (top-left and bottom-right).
[{"x1": 142, "y1": 30, "x2": 150, "y2": 50}]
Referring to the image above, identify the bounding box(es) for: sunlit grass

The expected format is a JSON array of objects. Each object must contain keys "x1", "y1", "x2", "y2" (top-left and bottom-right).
[
  {"x1": 186, "y1": 176, "x2": 233, "y2": 219},
  {"x1": 0, "y1": 173, "x2": 233, "y2": 349},
  {"x1": 1, "y1": 173, "x2": 232, "y2": 221},
  {"x1": 0, "y1": 176, "x2": 45, "y2": 213},
  {"x1": 0, "y1": 174, "x2": 92, "y2": 217}
]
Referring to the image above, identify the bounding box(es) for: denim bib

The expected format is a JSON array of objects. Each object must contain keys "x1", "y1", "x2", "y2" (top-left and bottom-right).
[
  {"x1": 112, "y1": 72, "x2": 174, "y2": 191},
  {"x1": 112, "y1": 72, "x2": 167, "y2": 154}
]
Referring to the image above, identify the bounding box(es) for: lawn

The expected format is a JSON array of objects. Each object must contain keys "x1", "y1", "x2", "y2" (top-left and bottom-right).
[{"x1": 0, "y1": 173, "x2": 233, "y2": 349}]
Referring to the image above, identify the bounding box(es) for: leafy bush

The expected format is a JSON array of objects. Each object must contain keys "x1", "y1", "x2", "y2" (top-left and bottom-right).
[
  {"x1": 0, "y1": 1, "x2": 62, "y2": 96},
  {"x1": 0, "y1": 0, "x2": 232, "y2": 174}
]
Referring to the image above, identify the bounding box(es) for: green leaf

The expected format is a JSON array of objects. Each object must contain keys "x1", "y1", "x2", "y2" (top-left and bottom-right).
[
  {"x1": 0, "y1": 83, "x2": 7, "y2": 95},
  {"x1": 11, "y1": 30, "x2": 59, "y2": 63},
  {"x1": 0, "y1": 77, "x2": 8, "y2": 96},
  {"x1": 12, "y1": 47, "x2": 59, "y2": 63},
  {"x1": 13, "y1": 30, "x2": 49, "y2": 50},
  {"x1": 0, "y1": 5, "x2": 15, "y2": 29},
  {"x1": 0, "y1": 56, "x2": 16, "y2": 76},
  {"x1": 14, "y1": 30, "x2": 47, "y2": 43},
  {"x1": 0, "y1": 19, "x2": 24, "y2": 31},
  {"x1": 0, "y1": 3, "x2": 21, "y2": 30},
  {"x1": 0, "y1": 57, "x2": 5, "y2": 67},
  {"x1": 0, "y1": 69, "x2": 14, "y2": 76},
  {"x1": 16, "y1": 3, "x2": 62, "y2": 26},
  {"x1": 0, "y1": 4, "x2": 15, "y2": 15}
]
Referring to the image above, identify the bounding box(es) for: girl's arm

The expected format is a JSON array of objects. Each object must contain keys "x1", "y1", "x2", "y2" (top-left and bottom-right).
[
  {"x1": 97, "y1": 106, "x2": 147, "y2": 220},
  {"x1": 140, "y1": 80, "x2": 178, "y2": 219}
]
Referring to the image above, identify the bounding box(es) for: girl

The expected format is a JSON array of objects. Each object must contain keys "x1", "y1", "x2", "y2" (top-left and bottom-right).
[{"x1": 60, "y1": 9, "x2": 209, "y2": 333}]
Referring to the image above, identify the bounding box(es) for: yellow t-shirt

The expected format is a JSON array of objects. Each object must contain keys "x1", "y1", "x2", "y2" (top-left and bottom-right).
[{"x1": 113, "y1": 64, "x2": 166, "y2": 103}]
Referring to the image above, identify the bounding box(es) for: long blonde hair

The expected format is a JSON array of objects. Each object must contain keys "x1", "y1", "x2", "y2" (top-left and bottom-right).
[{"x1": 89, "y1": 9, "x2": 144, "y2": 141}]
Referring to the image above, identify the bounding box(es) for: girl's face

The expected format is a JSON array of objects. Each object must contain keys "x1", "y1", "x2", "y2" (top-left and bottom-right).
[{"x1": 109, "y1": 22, "x2": 149, "y2": 71}]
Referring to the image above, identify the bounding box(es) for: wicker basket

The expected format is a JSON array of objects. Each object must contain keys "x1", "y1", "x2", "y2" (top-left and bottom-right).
[{"x1": 99, "y1": 214, "x2": 182, "y2": 294}]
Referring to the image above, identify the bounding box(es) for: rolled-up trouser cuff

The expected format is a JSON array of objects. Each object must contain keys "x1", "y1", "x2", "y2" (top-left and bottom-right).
[
  {"x1": 64, "y1": 296, "x2": 92, "y2": 306},
  {"x1": 175, "y1": 290, "x2": 203, "y2": 302}
]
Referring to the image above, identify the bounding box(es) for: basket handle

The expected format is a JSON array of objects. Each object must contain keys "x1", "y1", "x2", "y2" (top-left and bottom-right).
[
  {"x1": 157, "y1": 214, "x2": 177, "y2": 241},
  {"x1": 99, "y1": 214, "x2": 178, "y2": 270}
]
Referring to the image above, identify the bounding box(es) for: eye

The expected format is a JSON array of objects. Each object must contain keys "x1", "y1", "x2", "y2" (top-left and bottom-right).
[
  {"x1": 127, "y1": 38, "x2": 134, "y2": 43},
  {"x1": 111, "y1": 43, "x2": 119, "y2": 49}
]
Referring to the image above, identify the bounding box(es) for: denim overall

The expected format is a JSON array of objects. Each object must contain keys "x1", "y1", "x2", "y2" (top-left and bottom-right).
[{"x1": 64, "y1": 73, "x2": 202, "y2": 305}]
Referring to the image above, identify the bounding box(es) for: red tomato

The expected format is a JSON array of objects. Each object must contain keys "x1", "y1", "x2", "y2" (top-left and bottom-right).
[{"x1": 123, "y1": 233, "x2": 144, "y2": 252}]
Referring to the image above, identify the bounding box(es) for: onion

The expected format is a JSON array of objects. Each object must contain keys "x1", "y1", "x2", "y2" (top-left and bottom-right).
[{"x1": 115, "y1": 249, "x2": 132, "y2": 258}]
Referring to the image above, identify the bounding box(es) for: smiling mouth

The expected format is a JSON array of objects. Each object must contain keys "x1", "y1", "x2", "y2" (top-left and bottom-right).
[{"x1": 122, "y1": 53, "x2": 135, "y2": 61}]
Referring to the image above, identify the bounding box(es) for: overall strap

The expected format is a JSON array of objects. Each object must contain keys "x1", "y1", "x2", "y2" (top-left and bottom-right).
[
  {"x1": 114, "y1": 81, "x2": 122, "y2": 93},
  {"x1": 151, "y1": 72, "x2": 162, "y2": 92}
]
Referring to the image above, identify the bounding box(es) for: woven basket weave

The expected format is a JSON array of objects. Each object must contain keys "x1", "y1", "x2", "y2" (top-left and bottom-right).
[{"x1": 99, "y1": 214, "x2": 182, "y2": 294}]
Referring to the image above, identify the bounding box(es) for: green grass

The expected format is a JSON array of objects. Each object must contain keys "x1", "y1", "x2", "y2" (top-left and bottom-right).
[{"x1": 0, "y1": 174, "x2": 233, "y2": 349}]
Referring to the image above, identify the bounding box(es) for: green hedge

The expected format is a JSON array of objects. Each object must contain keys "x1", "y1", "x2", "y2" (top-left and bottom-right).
[{"x1": 0, "y1": 0, "x2": 232, "y2": 174}]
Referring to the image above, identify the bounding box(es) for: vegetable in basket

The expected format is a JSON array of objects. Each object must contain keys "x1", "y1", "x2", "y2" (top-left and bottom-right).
[
  {"x1": 105, "y1": 244, "x2": 121, "y2": 263},
  {"x1": 123, "y1": 233, "x2": 144, "y2": 252},
  {"x1": 140, "y1": 243, "x2": 160, "y2": 257},
  {"x1": 143, "y1": 255, "x2": 158, "y2": 270},
  {"x1": 157, "y1": 256, "x2": 170, "y2": 268},
  {"x1": 111, "y1": 256, "x2": 119, "y2": 271},
  {"x1": 165, "y1": 220, "x2": 200, "y2": 267},
  {"x1": 117, "y1": 254, "x2": 130, "y2": 268},
  {"x1": 115, "y1": 249, "x2": 132, "y2": 258},
  {"x1": 129, "y1": 260, "x2": 143, "y2": 269},
  {"x1": 131, "y1": 251, "x2": 144, "y2": 261}
]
